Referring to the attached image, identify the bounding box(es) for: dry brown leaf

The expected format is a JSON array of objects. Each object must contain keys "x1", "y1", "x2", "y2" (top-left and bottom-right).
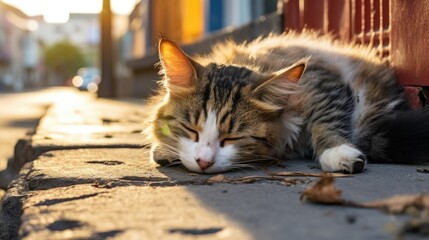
[
  {"x1": 362, "y1": 194, "x2": 429, "y2": 214},
  {"x1": 400, "y1": 218, "x2": 429, "y2": 236},
  {"x1": 300, "y1": 176, "x2": 343, "y2": 204},
  {"x1": 301, "y1": 176, "x2": 429, "y2": 215},
  {"x1": 268, "y1": 171, "x2": 350, "y2": 178},
  {"x1": 188, "y1": 173, "x2": 200, "y2": 176},
  {"x1": 207, "y1": 174, "x2": 226, "y2": 183},
  {"x1": 207, "y1": 175, "x2": 282, "y2": 184},
  {"x1": 417, "y1": 168, "x2": 429, "y2": 174},
  {"x1": 300, "y1": 176, "x2": 429, "y2": 238}
]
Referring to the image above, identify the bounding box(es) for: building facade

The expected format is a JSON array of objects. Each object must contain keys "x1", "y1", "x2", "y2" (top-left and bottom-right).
[{"x1": 0, "y1": 2, "x2": 40, "y2": 91}]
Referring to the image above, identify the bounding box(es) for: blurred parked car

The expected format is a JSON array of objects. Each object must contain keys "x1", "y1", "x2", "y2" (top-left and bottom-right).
[{"x1": 72, "y1": 67, "x2": 101, "y2": 93}]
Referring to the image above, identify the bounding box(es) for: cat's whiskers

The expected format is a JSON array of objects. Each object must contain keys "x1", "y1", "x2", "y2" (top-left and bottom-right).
[
  {"x1": 153, "y1": 144, "x2": 181, "y2": 165},
  {"x1": 236, "y1": 159, "x2": 276, "y2": 164},
  {"x1": 236, "y1": 152, "x2": 280, "y2": 162},
  {"x1": 142, "y1": 126, "x2": 155, "y2": 141},
  {"x1": 228, "y1": 164, "x2": 259, "y2": 171},
  {"x1": 163, "y1": 160, "x2": 182, "y2": 167},
  {"x1": 158, "y1": 144, "x2": 180, "y2": 155},
  {"x1": 159, "y1": 150, "x2": 179, "y2": 158}
]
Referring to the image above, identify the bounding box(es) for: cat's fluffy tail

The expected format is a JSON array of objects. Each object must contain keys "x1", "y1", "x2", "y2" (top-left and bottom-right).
[{"x1": 371, "y1": 109, "x2": 429, "y2": 163}]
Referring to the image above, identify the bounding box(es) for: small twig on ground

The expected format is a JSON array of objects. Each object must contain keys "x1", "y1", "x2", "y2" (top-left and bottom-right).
[
  {"x1": 267, "y1": 170, "x2": 351, "y2": 178},
  {"x1": 207, "y1": 170, "x2": 350, "y2": 185}
]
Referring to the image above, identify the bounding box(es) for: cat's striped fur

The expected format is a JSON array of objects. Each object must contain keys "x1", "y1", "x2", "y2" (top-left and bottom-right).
[{"x1": 148, "y1": 31, "x2": 429, "y2": 173}]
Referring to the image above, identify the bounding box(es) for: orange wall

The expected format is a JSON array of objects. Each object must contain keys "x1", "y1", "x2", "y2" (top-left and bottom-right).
[{"x1": 151, "y1": 0, "x2": 204, "y2": 45}]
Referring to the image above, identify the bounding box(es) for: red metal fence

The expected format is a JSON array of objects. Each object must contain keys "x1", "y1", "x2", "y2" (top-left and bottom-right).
[{"x1": 283, "y1": 0, "x2": 429, "y2": 107}]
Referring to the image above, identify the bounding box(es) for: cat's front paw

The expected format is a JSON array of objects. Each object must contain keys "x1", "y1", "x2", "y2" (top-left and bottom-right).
[
  {"x1": 319, "y1": 144, "x2": 366, "y2": 174},
  {"x1": 150, "y1": 143, "x2": 177, "y2": 166}
]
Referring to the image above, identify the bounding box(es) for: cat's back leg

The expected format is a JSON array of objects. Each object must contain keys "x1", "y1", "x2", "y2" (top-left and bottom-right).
[{"x1": 352, "y1": 69, "x2": 409, "y2": 162}]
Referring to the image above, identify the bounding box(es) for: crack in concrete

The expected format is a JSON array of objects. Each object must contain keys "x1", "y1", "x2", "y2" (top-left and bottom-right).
[
  {"x1": 34, "y1": 193, "x2": 102, "y2": 206},
  {"x1": 47, "y1": 219, "x2": 84, "y2": 231},
  {"x1": 86, "y1": 160, "x2": 125, "y2": 166},
  {"x1": 168, "y1": 227, "x2": 224, "y2": 235}
]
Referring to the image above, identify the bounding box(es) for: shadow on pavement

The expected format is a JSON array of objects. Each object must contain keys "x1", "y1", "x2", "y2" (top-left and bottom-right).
[
  {"x1": 155, "y1": 159, "x2": 429, "y2": 239},
  {"x1": 3, "y1": 118, "x2": 40, "y2": 129}
]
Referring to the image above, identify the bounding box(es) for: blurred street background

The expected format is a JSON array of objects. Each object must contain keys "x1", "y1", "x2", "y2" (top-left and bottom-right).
[
  {"x1": 0, "y1": 0, "x2": 278, "y2": 95},
  {"x1": 0, "y1": 0, "x2": 279, "y2": 190}
]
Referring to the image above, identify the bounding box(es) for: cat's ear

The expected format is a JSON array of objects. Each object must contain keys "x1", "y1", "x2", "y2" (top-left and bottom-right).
[
  {"x1": 158, "y1": 39, "x2": 200, "y2": 92},
  {"x1": 271, "y1": 62, "x2": 306, "y2": 84},
  {"x1": 251, "y1": 62, "x2": 306, "y2": 111}
]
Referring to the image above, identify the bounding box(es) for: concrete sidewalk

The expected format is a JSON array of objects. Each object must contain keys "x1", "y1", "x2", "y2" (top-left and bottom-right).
[
  {"x1": 0, "y1": 88, "x2": 93, "y2": 198},
  {"x1": 1, "y1": 91, "x2": 429, "y2": 240}
]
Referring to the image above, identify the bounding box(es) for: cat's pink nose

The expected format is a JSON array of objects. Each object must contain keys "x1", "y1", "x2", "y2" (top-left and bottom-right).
[{"x1": 196, "y1": 159, "x2": 214, "y2": 170}]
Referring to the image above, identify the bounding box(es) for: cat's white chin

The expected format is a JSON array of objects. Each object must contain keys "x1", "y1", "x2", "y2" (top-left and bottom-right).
[{"x1": 178, "y1": 137, "x2": 237, "y2": 173}]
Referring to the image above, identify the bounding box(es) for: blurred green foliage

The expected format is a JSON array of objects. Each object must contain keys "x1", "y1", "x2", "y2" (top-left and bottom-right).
[{"x1": 44, "y1": 41, "x2": 86, "y2": 79}]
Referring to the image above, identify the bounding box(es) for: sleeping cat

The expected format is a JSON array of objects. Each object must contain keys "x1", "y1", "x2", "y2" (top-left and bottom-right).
[{"x1": 147, "y1": 31, "x2": 429, "y2": 174}]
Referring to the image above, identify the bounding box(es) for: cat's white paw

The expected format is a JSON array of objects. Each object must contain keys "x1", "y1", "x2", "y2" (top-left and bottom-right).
[{"x1": 319, "y1": 144, "x2": 366, "y2": 173}]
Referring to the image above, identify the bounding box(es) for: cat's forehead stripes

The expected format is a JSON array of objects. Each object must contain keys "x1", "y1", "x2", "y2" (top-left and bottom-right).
[
  {"x1": 196, "y1": 64, "x2": 254, "y2": 133},
  {"x1": 204, "y1": 64, "x2": 252, "y2": 90}
]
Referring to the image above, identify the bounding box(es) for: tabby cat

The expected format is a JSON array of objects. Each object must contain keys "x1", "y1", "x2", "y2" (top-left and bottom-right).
[{"x1": 147, "y1": 32, "x2": 429, "y2": 174}]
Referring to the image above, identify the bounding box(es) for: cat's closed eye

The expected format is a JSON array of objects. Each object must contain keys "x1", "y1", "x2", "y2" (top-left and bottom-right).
[
  {"x1": 180, "y1": 123, "x2": 199, "y2": 142},
  {"x1": 220, "y1": 137, "x2": 245, "y2": 147}
]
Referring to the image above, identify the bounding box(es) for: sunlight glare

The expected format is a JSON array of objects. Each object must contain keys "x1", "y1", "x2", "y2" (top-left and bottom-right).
[
  {"x1": 27, "y1": 19, "x2": 39, "y2": 31},
  {"x1": 72, "y1": 76, "x2": 83, "y2": 88},
  {"x1": 111, "y1": 0, "x2": 139, "y2": 15},
  {"x1": 2, "y1": 0, "x2": 42, "y2": 16},
  {"x1": 43, "y1": 0, "x2": 70, "y2": 23},
  {"x1": 87, "y1": 82, "x2": 99, "y2": 93},
  {"x1": 2, "y1": 0, "x2": 140, "y2": 19}
]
